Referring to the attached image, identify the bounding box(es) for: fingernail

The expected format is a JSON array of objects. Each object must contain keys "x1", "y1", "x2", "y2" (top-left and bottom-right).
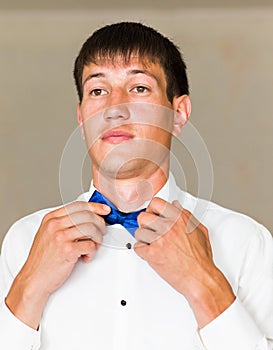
[{"x1": 103, "y1": 204, "x2": 111, "y2": 212}]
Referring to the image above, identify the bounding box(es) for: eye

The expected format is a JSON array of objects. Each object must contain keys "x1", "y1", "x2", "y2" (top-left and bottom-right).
[
  {"x1": 89, "y1": 89, "x2": 107, "y2": 96},
  {"x1": 132, "y1": 86, "x2": 149, "y2": 94}
]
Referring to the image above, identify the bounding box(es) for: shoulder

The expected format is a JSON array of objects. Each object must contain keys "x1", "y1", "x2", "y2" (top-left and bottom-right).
[
  {"x1": 177, "y1": 189, "x2": 273, "y2": 288},
  {"x1": 176, "y1": 188, "x2": 272, "y2": 247},
  {"x1": 2, "y1": 190, "x2": 90, "y2": 250},
  {"x1": 1, "y1": 207, "x2": 57, "y2": 276},
  {"x1": 1, "y1": 190, "x2": 90, "y2": 276},
  {"x1": 3, "y1": 207, "x2": 58, "y2": 246}
]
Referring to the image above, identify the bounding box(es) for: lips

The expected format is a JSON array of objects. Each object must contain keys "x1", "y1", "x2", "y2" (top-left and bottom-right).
[{"x1": 101, "y1": 129, "x2": 135, "y2": 144}]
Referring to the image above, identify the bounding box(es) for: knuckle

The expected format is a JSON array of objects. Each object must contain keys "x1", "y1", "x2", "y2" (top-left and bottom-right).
[
  {"x1": 94, "y1": 221, "x2": 106, "y2": 233},
  {"x1": 97, "y1": 215, "x2": 106, "y2": 225},
  {"x1": 145, "y1": 245, "x2": 156, "y2": 261},
  {"x1": 87, "y1": 233, "x2": 102, "y2": 245},
  {"x1": 94, "y1": 233, "x2": 104, "y2": 245},
  {"x1": 182, "y1": 207, "x2": 190, "y2": 215},
  {"x1": 158, "y1": 219, "x2": 171, "y2": 236},
  {"x1": 83, "y1": 210, "x2": 100, "y2": 224},
  {"x1": 86, "y1": 222, "x2": 98, "y2": 233},
  {"x1": 83, "y1": 209, "x2": 94, "y2": 217},
  {"x1": 149, "y1": 197, "x2": 159, "y2": 210},
  {"x1": 41, "y1": 211, "x2": 54, "y2": 226},
  {"x1": 134, "y1": 228, "x2": 142, "y2": 241},
  {"x1": 55, "y1": 229, "x2": 68, "y2": 243},
  {"x1": 177, "y1": 213, "x2": 186, "y2": 227},
  {"x1": 95, "y1": 234, "x2": 103, "y2": 244},
  {"x1": 82, "y1": 240, "x2": 97, "y2": 256},
  {"x1": 178, "y1": 211, "x2": 184, "y2": 221},
  {"x1": 151, "y1": 197, "x2": 160, "y2": 204},
  {"x1": 79, "y1": 223, "x2": 103, "y2": 243},
  {"x1": 44, "y1": 217, "x2": 60, "y2": 233},
  {"x1": 54, "y1": 229, "x2": 66, "y2": 243},
  {"x1": 88, "y1": 240, "x2": 97, "y2": 250},
  {"x1": 63, "y1": 242, "x2": 74, "y2": 256},
  {"x1": 43, "y1": 209, "x2": 55, "y2": 221}
]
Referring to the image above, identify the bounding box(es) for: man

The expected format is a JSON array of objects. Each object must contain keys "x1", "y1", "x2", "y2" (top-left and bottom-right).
[{"x1": 0, "y1": 22, "x2": 272, "y2": 349}]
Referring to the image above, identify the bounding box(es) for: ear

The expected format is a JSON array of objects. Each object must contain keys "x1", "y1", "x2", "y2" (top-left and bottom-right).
[
  {"x1": 77, "y1": 103, "x2": 85, "y2": 140},
  {"x1": 172, "y1": 95, "x2": 191, "y2": 136}
]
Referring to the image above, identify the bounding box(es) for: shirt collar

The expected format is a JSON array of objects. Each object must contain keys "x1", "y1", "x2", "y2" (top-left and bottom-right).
[{"x1": 80, "y1": 172, "x2": 178, "y2": 209}]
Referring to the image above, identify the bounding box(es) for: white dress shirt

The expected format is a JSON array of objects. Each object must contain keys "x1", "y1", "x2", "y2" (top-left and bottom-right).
[{"x1": 0, "y1": 173, "x2": 272, "y2": 349}]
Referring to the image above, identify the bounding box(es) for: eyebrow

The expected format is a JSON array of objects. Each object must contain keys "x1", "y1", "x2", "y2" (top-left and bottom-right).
[
  {"x1": 82, "y1": 73, "x2": 105, "y2": 88},
  {"x1": 82, "y1": 69, "x2": 160, "y2": 88},
  {"x1": 128, "y1": 69, "x2": 160, "y2": 84}
]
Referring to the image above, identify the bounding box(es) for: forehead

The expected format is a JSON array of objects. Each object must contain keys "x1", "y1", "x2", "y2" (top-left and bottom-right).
[{"x1": 82, "y1": 56, "x2": 166, "y2": 84}]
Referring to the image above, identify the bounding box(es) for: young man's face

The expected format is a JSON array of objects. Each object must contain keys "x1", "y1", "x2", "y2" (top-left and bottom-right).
[{"x1": 77, "y1": 56, "x2": 188, "y2": 180}]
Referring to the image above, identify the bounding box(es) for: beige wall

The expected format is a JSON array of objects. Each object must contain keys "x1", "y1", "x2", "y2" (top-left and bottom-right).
[{"x1": 1, "y1": 7, "x2": 273, "y2": 246}]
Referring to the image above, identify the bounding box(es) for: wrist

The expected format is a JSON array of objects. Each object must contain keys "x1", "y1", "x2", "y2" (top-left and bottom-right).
[
  {"x1": 6, "y1": 273, "x2": 50, "y2": 330},
  {"x1": 185, "y1": 268, "x2": 235, "y2": 328}
]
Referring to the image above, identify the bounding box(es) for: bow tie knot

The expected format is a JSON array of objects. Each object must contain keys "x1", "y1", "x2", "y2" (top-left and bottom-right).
[{"x1": 89, "y1": 190, "x2": 146, "y2": 236}]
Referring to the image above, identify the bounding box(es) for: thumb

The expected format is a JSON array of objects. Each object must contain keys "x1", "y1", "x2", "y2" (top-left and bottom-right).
[
  {"x1": 88, "y1": 202, "x2": 111, "y2": 215},
  {"x1": 172, "y1": 200, "x2": 183, "y2": 210}
]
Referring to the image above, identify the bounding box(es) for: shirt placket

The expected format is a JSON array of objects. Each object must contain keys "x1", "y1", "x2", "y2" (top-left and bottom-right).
[{"x1": 112, "y1": 244, "x2": 136, "y2": 350}]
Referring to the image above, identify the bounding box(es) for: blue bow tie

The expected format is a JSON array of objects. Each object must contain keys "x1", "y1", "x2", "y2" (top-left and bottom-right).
[{"x1": 89, "y1": 190, "x2": 146, "y2": 236}]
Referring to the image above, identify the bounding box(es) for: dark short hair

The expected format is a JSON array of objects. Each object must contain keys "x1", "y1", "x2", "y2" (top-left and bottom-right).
[{"x1": 73, "y1": 21, "x2": 189, "y2": 103}]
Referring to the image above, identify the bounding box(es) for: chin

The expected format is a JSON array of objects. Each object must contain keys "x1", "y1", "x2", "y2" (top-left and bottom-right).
[
  {"x1": 96, "y1": 157, "x2": 142, "y2": 179},
  {"x1": 91, "y1": 139, "x2": 170, "y2": 178}
]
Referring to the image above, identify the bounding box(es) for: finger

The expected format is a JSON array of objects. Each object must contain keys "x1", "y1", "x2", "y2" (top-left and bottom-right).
[
  {"x1": 178, "y1": 206, "x2": 200, "y2": 226},
  {"x1": 134, "y1": 227, "x2": 160, "y2": 245},
  {"x1": 81, "y1": 252, "x2": 96, "y2": 263},
  {"x1": 137, "y1": 211, "x2": 159, "y2": 227},
  {"x1": 180, "y1": 208, "x2": 208, "y2": 236},
  {"x1": 172, "y1": 200, "x2": 183, "y2": 210},
  {"x1": 146, "y1": 197, "x2": 180, "y2": 219},
  {"x1": 172, "y1": 201, "x2": 201, "y2": 232},
  {"x1": 52, "y1": 222, "x2": 103, "y2": 246},
  {"x1": 71, "y1": 222, "x2": 104, "y2": 244},
  {"x1": 47, "y1": 201, "x2": 111, "y2": 219},
  {"x1": 87, "y1": 201, "x2": 111, "y2": 215},
  {"x1": 137, "y1": 212, "x2": 174, "y2": 236},
  {"x1": 175, "y1": 206, "x2": 208, "y2": 239},
  {"x1": 73, "y1": 239, "x2": 98, "y2": 261},
  {"x1": 56, "y1": 210, "x2": 106, "y2": 234},
  {"x1": 133, "y1": 240, "x2": 149, "y2": 258},
  {"x1": 134, "y1": 239, "x2": 154, "y2": 261},
  {"x1": 172, "y1": 201, "x2": 194, "y2": 220}
]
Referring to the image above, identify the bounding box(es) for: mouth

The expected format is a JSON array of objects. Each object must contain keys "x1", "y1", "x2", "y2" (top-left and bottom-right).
[{"x1": 101, "y1": 128, "x2": 135, "y2": 144}]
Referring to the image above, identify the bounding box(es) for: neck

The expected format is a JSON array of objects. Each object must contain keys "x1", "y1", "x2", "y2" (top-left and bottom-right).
[{"x1": 92, "y1": 165, "x2": 168, "y2": 212}]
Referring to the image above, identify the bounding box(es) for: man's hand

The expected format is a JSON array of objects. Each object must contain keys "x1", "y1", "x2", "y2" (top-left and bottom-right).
[
  {"x1": 5, "y1": 201, "x2": 110, "y2": 329},
  {"x1": 134, "y1": 197, "x2": 235, "y2": 328}
]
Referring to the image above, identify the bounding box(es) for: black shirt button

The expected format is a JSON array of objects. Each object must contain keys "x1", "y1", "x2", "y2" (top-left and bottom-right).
[
  {"x1": 121, "y1": 300, "x2": 127, "y2": 306},
  {"x1": 126, "y1": 243, "x2": 132, "y2": 249}
]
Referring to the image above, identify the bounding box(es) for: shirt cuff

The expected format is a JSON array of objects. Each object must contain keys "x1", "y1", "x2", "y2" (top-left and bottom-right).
[
  {"x1": 199, "y1": 298, "x2": 264, "y2": 350},
  {"x1": 0, "y1": 299, "x2": 40, "y2": 349}
]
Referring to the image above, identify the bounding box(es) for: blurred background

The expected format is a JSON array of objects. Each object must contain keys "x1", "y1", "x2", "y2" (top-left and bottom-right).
[{"x1": 1, "y1": 0, "x2": 273, "y2": 247}]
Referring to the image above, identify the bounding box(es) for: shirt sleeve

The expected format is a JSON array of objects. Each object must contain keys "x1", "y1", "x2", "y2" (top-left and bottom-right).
[
  {"x1": 199, "y1": 298, "x2": 269, "y2": 350},
  {"x1": 199, "y1": 223, "x2": 273, "y2": 350},
  {"x1": 0, "y1": 299, "x2": 40, "y2": 350},
  {"x1": 0, "y1": 221, "x2": 42, "y2": 350}
]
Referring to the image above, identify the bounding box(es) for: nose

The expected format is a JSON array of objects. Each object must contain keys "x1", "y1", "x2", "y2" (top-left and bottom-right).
[
  {"x1": 103, "y1": 89, "x2": 130, "y2": 121},
  {"x1": 103, "y1": 104, "x2": 130, "y2": 121}
]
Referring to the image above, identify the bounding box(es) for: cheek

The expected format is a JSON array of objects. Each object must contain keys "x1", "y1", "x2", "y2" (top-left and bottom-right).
[
  {"x1": 81, "y1": 115, "x2": 103, "y2": 152},
  {"x1": 140, "y1": 125, "x2": 172, "y2": 145},
  {"x1": 129, "y1": 103, "x2": 174, "y2": 130},
  {"x1": 80, "y1": 99, "x2": 106, "y2": 120}
]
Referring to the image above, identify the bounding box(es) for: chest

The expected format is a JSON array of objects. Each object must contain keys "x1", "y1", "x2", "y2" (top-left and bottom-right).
[{"x1": 41, "y1": 227, "x2": 204, "y2": 349}]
